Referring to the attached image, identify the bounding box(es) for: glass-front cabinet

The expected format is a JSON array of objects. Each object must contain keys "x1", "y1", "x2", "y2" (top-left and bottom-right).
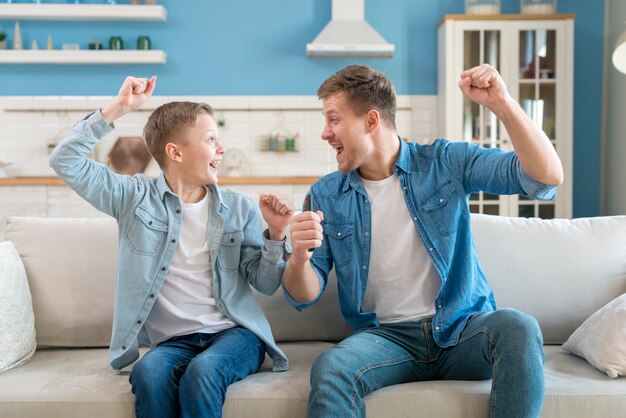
[{"x1": 438, "y1": 15, "x2": 574, "y2": 218}]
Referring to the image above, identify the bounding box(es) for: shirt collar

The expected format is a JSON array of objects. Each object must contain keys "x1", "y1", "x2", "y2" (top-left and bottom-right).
[{"x1": 156, "y1": 173, "x2": 229, "y2": 211}]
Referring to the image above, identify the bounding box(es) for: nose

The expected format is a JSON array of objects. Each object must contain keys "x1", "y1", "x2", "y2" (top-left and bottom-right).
[
  {"x1": 217, "y1": 138, "x2": 226, "y2": 154},
  {"x1": 321, "y1": 123, "x2": 333, "y2": 142}
]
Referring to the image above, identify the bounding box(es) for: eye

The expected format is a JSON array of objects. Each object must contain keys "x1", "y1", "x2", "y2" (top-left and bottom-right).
[{"x1": 207, "y1": 136, "x2": 215, "y2": 143}]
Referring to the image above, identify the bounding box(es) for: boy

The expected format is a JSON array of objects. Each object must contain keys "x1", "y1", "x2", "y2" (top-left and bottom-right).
[{"x1": 50, "y1": 76, "x2": 293, "y2": 418}]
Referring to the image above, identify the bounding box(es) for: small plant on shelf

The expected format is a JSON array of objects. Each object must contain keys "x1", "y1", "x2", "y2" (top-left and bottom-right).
[{"x1": 0, "y1": 30, "x2": 7, "y2": 50}]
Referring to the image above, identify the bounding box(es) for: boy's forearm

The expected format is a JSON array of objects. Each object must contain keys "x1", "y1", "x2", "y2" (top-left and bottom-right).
[{"x1": 101, "y1": 101, "x2": 130, "y2": 125}]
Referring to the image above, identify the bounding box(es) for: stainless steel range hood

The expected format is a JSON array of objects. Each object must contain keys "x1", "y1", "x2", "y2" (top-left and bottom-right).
[{"x1": 307, "y1": 0, "x2": 395, "y2": 59}]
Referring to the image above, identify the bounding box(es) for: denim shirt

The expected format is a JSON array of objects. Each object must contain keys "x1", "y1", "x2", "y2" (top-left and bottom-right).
[
  {"x1": 285, "y1": 138, "x2": 556, "y2": 348},
  {"x1": 49, "y1": 111, "x2": 289, "y2": 372}
]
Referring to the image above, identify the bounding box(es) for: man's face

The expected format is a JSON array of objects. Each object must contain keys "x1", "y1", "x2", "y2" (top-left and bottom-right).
[
  {"x1": 321, "y1": 92, "x2": 372, "y2": 174},
  {"x1": 177, "y1": 113, "x2": 224, "y2": 184}
]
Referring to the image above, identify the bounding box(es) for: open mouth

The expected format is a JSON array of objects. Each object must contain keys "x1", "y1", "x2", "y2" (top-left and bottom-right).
[
  {"x1": 209, "y1": 160, "x2": 221, "y2": 170},
  {"x1": 331, "y1": 143, "x2": 344, "y2": 156}
]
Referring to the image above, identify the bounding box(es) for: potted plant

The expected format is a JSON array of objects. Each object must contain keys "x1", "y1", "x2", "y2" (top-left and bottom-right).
[{"x1": 0, "y1": 30, "x2": 7, "y2": 50}]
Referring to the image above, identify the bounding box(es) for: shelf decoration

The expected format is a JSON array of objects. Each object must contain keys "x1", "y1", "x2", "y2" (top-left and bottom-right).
[
  {"x1": 13, "y1": 21, "x2": 22, "y2": 50},
  {"x1": 520, "y1": 0, "x2": 557, "y2": 15},
  {"x1": 465, "y1": 0, "x2": 501, "y2": 15},
  {"x1": 260, "y1": 112, "x2": 300, "y2": 152}
]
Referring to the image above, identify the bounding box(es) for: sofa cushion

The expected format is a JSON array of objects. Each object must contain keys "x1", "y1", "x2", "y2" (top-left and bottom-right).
[
  {"x1": 5, "y1": 217, "x2": 118, "y2": 347},
  {"x1": 471, "y1": 214, "x2": 626, "y2": 344},
  {"x1": 5, "y1": 216, "x2": 353, "y2": 345},
  {"x1": 562, "y1": 292, "x2": 626, "y2": 378},
  {"x1": 1, "y1": 346, "x2": 625, "y2": 418},
  {"x1": 0, "y1": 241, "x2": 36, "y2": 372}
]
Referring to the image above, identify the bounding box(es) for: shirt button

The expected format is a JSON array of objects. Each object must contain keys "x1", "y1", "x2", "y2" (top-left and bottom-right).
[
  {"x1": 438, "y1": 304, "x2": 443, "y2": 309},
  {"x1": 435, "y1": 326, "x2": 440, "y2": 331},
  {"x1": 403, "y1": 187, "x2": 407, "y2": 190},
  {"x1": 362, "y1": 265, "x2": 367, "y2": 270},
  {"x1": 161, "y1": 267, "x2": 166, "y2": 271},
  {"x1": 176, "y1": 209, "x2": 181, "y2": 214},
  {"x1": 439, "y1": 198, "x2": 444, "y2": 203},
  {"x1": 337, "y1": 232, "x2": 342, "y2": 237},
  {"x1": 429, "y1": 247, "x2": 433, "y2": 252},
  {"x1": 122, "y1": 345, "x2": 126, "y2": 350},
  {"x1": 365, "y1": 199, "x2": 369, "y2": 204},
  {"x1": 171, "y1": 239, "x2": 176, "y2": 244},
  {"x1": 364, "y1": 231, "x2": 369, "y2": 237},
  {"x1": 413, "y1": 217, "x2": 417, "y2": 221},
  {"x1": 149, "y1": 294, "x2": 155, "y2": 298},
  {"x1": 136, "y1": 320, "x2": 142, "y2": 324}
]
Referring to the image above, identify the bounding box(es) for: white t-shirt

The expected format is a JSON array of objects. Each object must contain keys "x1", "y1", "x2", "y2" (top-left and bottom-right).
[
  {"x1": 144, "y1": 188, "x2": 236, "y2": 346},
  {"x1": 360, "y1": 174, "x2": 441, "y2": 323}
]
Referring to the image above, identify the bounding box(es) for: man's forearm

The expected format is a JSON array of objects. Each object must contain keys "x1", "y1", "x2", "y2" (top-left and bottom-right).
[
  {"x1": 283, "y1": 259, "x2": 321, "y2": 304},
  {"x1": 495, "y1": 96, "x2": 564, "y2": 186}
]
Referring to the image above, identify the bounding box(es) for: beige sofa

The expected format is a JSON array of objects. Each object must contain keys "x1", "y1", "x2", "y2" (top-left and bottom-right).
[{"x1": 1, "y1": 214, "x2": 625, "y2": 418}]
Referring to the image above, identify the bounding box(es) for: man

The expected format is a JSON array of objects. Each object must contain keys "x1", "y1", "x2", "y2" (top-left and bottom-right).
[{"x1": 283, "y1": 64, "x2": 563, "y2": 418}]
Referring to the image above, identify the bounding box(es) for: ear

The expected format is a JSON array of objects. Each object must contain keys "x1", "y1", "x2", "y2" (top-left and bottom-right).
[
  {"x1": 165, "y1": 142, "x2": 182, "y2": 163},
  {"x1": 365, "y1": 109, "x2": 380, "y2": 133}
]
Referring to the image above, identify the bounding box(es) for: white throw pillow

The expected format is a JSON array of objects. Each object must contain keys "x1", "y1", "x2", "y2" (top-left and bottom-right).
[
  {"x1": 0, "y1": 241, "x2": 36, "y2": 372},
  {"x1": 562, "y1": 293, "x2": 626, "y2": 378}
]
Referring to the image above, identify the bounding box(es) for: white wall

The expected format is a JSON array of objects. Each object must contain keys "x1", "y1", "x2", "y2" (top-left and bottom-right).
[{"x1": 604, "y1": 0, "x2": 626, "y2": 215}]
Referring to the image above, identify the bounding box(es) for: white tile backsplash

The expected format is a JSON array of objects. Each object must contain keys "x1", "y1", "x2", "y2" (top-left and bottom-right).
[{"x1": 0, "y1": 95, "x2": 438, "y2": 179}]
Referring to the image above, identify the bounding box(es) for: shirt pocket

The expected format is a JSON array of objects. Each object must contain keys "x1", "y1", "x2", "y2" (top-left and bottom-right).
[
  {"x1": 217, "y1": 230, "x2": 245, "y2": 272},
  {"x1": 125, "y1": 206, "x2": 168, "y2": 256},
  {"x1": 324, "y1": 223, "x2": 353, "y2": 269},
  {"x1": 422, "y1": 182, "x2": 458, "y2": 236}
]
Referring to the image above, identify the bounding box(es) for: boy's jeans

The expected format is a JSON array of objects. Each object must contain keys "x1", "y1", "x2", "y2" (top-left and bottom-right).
[
  {"x1": 130, "y1": 327, "x2": 265, "y2": 418},
  {"x1": 309, "y1": 308, "x2": 545, "y2": 418}
]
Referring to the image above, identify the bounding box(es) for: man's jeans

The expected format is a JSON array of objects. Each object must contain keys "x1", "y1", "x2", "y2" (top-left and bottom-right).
[
  {"x1": 129, "y1": 327, "x2": 265, "y2": 418},
  {"x1": 309, "y1": 308, "x2": 545, "y2": 418}
]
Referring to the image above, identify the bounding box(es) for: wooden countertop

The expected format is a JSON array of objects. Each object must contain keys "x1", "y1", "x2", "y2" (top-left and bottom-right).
[{"x1": 0, "y1": 176, "x2": 320, "y2": 186}]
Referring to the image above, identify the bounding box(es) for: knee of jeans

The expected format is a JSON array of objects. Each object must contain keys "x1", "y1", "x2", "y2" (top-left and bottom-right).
[
  {"x1": 310, "y1": 348, "x2": 350, "y2": 387},
  {"x1": 130, "y1": 355, "x2": 173, "y2": 389},
  {"x1": 496, "y1": 308, "x2": 543, "y2": 350}
]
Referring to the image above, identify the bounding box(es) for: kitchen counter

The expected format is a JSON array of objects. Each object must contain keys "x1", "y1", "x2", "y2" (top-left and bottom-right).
[{"x1": 0, "y1": 176, "x2": 320, "y2": 186}]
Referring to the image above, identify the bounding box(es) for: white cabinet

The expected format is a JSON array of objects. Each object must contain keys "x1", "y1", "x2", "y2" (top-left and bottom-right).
[
  {"x1": 438, "y1": 15, "x2": 574, "y2": 218},
  {"x1": 0, "y1": 3, "x2": 167, "y2": 65}
]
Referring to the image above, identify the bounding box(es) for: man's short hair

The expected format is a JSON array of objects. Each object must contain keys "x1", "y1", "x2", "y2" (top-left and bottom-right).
[
  {"x1": 317, "y1": 65, "x2": 397, "y2": 129},
  {"x1": 143, "y1": 101, "x2": 213, "y2": 168}
]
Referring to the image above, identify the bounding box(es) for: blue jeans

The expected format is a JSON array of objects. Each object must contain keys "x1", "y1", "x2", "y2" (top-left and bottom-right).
[
  {"x1": 129, "y1": 327, "x2": 266, "y2": 418},
  {"x1": 309, "y1": 308, "x2": 545, "y2": 418}
]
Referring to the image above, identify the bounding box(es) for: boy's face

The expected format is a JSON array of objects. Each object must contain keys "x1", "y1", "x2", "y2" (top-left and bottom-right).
[
  {"x1": 321, "y1": 92, "x2": 373, "y2": 174},
  {"x1": 177, "y1": 113, "x2": 224, "y2": 184}
]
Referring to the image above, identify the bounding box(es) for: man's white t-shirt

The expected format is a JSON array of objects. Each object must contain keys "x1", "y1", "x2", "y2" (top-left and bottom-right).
[
  {"x1": 144, "y1": 188, "x2": 236, "y2": 346},
  {"x1": 360, "y1": 174, "x2": 441, "y2": 323}
]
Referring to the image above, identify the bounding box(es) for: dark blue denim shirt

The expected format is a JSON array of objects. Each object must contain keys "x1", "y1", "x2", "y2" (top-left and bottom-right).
[{"x1": 284, "y1": 138, "x2": 556, "y2": 348}]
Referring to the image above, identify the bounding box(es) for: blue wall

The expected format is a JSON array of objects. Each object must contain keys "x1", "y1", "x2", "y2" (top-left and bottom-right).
[{"x1": 0, "y1": 0, "x2": 605, "y2": 217}]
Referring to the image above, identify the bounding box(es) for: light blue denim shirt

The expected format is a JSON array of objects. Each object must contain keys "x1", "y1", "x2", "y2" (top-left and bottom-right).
[
  {"x1": 50, "y1": 110, "x2": 289, "y2": 372},
  {"x1": 285, "y1": 138, "x2": 556, "y2": 348}
]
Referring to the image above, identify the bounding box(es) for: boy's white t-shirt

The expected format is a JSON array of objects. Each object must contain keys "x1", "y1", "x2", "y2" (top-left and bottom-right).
[
  {"x1": 360, "y1": 174, "x2": 441, "y2": 324},
  {"x1": 144, "y1": 188, "x2": 236, "y2": 346}
]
